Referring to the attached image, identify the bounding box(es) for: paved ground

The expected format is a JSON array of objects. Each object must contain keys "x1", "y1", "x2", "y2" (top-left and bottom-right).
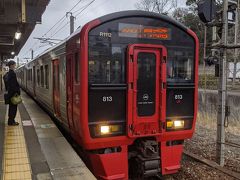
[
  {"x1": 0, "y1": 91, "x2": 6, "y2": 178},
  {"x1": 0, "y1": 91, "x2": 95, "y2": 180},
  {"x1": 18, "y1": 103, "x2": 51, "y2": 180},
  {"x1": 21, "y1": 91, "x2": 95, "y2": 180}
]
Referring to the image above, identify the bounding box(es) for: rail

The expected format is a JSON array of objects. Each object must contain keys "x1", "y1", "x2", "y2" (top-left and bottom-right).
[{"x1": 184, "y1": 150, "x2": 240, "y2": 180}]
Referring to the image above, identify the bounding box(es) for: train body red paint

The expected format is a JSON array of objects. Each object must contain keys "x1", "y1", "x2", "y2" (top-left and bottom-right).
[{"x1": 17, "y1": 11, "x2": 199, "y2": 179}]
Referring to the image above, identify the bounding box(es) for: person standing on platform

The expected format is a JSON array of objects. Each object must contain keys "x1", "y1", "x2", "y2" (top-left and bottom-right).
[{"x1": 6, "y1": 60, "x2": 20, "y2": 126}]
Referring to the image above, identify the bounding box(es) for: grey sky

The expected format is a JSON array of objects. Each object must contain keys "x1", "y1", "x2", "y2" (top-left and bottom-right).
[{"x1": 17, "y1": 0, "x2": 186, "y2": 61}]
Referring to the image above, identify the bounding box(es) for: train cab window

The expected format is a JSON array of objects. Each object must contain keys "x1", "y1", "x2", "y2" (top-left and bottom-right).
[
  {"x1": 45, "y1": 65, "x2": 49, "y2": 89},
  {"x1": 88, "y1": 44, "x2": 124, "y2": 84},
  {"x1": 75, "y1": 52, "x2": 80, "y2": 83},
  {"x1": 40, "y1": 66, "x2": 44, "y2": 87},
  {"x1": 167, "y1": 49, "x2": 194, "y2": 83}
]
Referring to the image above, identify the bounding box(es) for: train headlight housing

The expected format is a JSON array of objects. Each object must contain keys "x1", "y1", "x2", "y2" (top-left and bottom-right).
[
  {"x1": 92, "y1": 124, "x2": 123, "y2": 137},
  {"x1": 167, "y1": 120, "x2": 185, "y2": 129},
  {"x1": 100, "y1": 124, "x2": 121, "y2": 135}
]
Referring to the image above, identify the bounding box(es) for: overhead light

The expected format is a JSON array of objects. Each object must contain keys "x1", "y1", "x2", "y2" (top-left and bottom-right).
[
  {"x1": 15, "y1": 31, "x2": 22, "y2": 40},
  {"x1": 11, "y1": 51, "x2": 15, "y2": 55}
]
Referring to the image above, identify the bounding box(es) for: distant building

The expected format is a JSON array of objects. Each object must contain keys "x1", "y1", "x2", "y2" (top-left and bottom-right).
[
  {"x1": 228, "y1": 62, "x2": 240, "y2": 80},
  {"x1": 198, "y1": 64, "x2": 215, "y2": 75},
  {"x1": 199, "y1": 63, "x2": 240, "y2": 80}
]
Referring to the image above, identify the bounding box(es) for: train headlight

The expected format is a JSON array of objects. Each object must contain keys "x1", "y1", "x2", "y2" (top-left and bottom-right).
[
  {"x1": 98, "y1": 124, "x2": 121, "y2": 136},
  {"x1": 100, "y1": 125, "x2": 110, "y2": 134},
  {"x1": 174, "y1": 120, "x2": 184, "y2": 128},
  {"x1": 167, "y1": 120, "x2": 184, "y2": 129}
]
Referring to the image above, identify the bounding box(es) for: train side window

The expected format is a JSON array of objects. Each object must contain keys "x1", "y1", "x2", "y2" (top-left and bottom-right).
[
  {"x1": 40, "y1": 66, "x2": 44, "y2": 87},
  {"x1": 30, "y1": 70, "x2": 32, "y2": 81},
  {"x1": 37, "y1": 69, "x2": 40, "y2": 86},
  {"x1": 75, "y1": 52, "x2": 80, "y2": 83},
  {"x1": 45, "y1": 65, "x2": 49, "y2": 89},
  {"x1": 27, "y1": 70, "x2": 29, "y2": 81}
]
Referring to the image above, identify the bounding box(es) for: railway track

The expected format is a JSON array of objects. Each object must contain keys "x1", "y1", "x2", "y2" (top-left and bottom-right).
[
  {"x1": 184, "y1": 150, "x2": 240, "y2": 180},
  {"x1": 225, "y1": 141, "x2": 240, "y2": 149}
]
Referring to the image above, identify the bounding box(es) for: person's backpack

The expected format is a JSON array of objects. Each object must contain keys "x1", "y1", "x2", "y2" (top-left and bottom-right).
[{"x1": 3, "y1": 72, "x2": 9, "y2": 91}]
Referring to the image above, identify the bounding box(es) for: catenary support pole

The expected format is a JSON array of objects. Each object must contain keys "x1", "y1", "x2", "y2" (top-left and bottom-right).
[
  {"x1": 233, "y1": 0, "x2": 239, "y2": 87},
  {"x1": 66, "y1": 12, "x2": 75, "y2": 35},
  {"x1": 17, "y1": 57, "x2": 19, "y2": 67},
  {"x1": 216, "y1": 0, "x2": 228, "y2": 167},
  {"x1": 31, "y1": 49, "x2": 34, "y2": 60},
  {"x1": 203, "y1": 26, "x2": 207, "y2": 105}
]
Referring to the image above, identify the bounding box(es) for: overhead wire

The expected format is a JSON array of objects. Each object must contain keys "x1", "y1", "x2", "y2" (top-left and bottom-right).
[
  {"x1": 75, "y1": 0, "x2": 96, "y2": 17},
  {"x1": 20, "y1": 0, "x2": 84, "y2": 58},
  {"x1": 49, "y1": 18, "x2": 68, "y2": 38},
  {"x1": 49, "y1": 21, "x2": 70, "y2": 38},
  {"x1": 49, "y1": 0, "x2": 96, "y2": 38},
  {"x1": 75, "y1": 0, "x2": 109, "y2": 18},
  {"x1": 41, "y1": 0, "x2": 84, "y2": 38},
  {"x1": 21, "y1": 0, "x2": 106, "y2": 58}
]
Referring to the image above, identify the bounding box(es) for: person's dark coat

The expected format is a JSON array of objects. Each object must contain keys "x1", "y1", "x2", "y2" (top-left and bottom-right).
[{"x1": 7, "y1": 69, "x2": 20, "y2": 98}]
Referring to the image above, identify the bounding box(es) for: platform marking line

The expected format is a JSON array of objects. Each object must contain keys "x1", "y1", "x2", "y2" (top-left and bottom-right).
[{"x1": 2, "y1": 110, "x2": 32, "y2": 180}]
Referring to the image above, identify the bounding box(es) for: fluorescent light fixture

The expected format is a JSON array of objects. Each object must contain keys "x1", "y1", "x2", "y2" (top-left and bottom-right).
[
  {"x1": 11, "y1": 51, "x2": 15, "y2": 55},
  {"x1": 15, "y1": 31, "x2": 22, "y2": 40}
]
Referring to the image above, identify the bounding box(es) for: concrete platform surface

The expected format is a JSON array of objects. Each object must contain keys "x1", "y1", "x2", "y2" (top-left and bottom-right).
[{"x1": 1, "y1": 91, "x2": 96, "y2": 180}]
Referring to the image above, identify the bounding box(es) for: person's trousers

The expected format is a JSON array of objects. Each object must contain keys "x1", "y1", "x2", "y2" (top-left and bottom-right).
[{"x1": 8, "y1": 103, "x2": 17, "y2": 124}]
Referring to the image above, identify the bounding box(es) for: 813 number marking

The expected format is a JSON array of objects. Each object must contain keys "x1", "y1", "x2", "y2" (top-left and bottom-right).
[{"x1": 103, "y1": 96, "x2": 112, "y2": 102}]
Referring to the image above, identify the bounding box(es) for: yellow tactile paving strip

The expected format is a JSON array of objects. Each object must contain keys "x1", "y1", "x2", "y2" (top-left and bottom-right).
[{"x1": 2, "y1": 111, "x2": 32, "y2": 180}]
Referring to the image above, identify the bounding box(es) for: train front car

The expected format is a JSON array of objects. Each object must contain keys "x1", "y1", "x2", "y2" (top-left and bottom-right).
[{"x1": 79, "y1": 11, "x2": 199, "y2": 179}]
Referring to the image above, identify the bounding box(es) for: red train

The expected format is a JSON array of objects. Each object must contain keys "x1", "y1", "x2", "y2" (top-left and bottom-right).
[{"x1": 17, "y1": 10, "x2": 199, "y2": 179}]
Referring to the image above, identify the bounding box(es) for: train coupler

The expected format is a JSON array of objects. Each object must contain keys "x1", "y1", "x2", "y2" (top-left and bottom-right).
[
  {"x1": 135, "y1": 155, "x2": 160, "y2": 177},
  {"x1": 130, "y1": 139, "x2": 161, "y2": 178}
]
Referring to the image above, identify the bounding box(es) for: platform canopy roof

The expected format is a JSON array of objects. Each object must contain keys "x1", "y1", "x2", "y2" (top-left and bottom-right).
[{"x1": 0, "y1": 0, "x2": 50, "y2": 62}]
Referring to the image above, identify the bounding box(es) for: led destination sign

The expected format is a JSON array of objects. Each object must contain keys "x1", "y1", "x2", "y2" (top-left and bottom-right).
[{"x1": 119, "y1": 23, "x2": 171, "y2": 40}]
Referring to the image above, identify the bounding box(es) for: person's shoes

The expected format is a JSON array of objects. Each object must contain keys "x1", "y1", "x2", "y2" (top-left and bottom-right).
[{"x1": 8, "y1": 122, "x2": 19, "y2": 126}]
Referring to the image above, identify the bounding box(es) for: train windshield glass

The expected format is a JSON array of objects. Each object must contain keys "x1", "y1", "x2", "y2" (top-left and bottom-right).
[
  {"x1": 88, "y1": 17, "x2": 195, "y2": 84},
  {"x1": 89, "y1": 44, "x2": 125, "y2": 84},
  {"x1": 167, "y1": 48, "x2": 194, "y2": 82}
]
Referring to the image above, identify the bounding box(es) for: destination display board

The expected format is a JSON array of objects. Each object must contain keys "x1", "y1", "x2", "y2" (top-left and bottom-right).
[{"x1": 119, "y1": 23, "x2": 171, "y2": 40}]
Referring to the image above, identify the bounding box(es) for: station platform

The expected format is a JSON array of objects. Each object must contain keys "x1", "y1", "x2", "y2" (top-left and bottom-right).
[{"x1": 0, "y1": 91, "x2": 96, "y2": 180}]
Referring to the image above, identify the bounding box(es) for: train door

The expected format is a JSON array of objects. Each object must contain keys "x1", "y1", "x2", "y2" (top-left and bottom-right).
[
  {"x1": 33, "y1": 66, "x2": 36, "y2": 96},
  {"x1": 72, "y1": 52, "x2": 80, "y2": 133},
  {"x1": 127, "y1": 44, "x2": 167, "y2": 137},
  {"x1": 52, "y1": 59, "x2": 61, "y2": 116},
  {"x1": 66, "y1": 55, "x2": 75, "y2": 130}
]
